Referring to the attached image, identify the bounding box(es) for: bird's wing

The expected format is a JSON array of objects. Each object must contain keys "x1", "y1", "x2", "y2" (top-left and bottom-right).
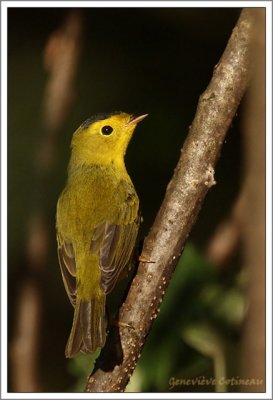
[
  {"x1": 57, "y1": 183, "x2": 140, "y2": 298},
  {"x1": 90, "y1": 190, "x2": 140, "y2": 294},
  {"x1": 57, "y1": 233, "x2": 77, "y2": 306}
]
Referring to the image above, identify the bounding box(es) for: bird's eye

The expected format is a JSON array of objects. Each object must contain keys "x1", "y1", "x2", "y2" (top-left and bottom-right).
[{"x1": 101, "y1": 125, "x2": 113, "y2": 135}]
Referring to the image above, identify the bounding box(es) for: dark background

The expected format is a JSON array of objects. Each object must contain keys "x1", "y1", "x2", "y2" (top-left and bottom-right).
[{"x1": 8, "y1": 7, "x2": 244, "y2": 392}]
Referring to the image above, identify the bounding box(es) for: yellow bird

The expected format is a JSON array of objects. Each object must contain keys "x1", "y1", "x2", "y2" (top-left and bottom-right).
[{"x1": 56, "y1": 111, "x2": 147, "y2": 357}]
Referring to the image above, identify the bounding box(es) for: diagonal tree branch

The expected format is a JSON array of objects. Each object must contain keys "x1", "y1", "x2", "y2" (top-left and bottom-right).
[{"x1": 85, "y1": 8, "x2": 254, "y2": 392}]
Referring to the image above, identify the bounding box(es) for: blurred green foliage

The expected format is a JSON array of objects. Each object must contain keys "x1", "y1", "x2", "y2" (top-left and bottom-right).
[{"x1": 8, "y1": 7, "x2": 244, "y2": 392}]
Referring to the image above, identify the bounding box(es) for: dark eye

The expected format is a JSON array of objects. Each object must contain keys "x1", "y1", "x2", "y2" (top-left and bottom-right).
[{"x1": 101, "y1": 125, "x2": 113, "y2": 135}]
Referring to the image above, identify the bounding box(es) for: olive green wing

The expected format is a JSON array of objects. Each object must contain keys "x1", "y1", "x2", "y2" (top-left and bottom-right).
[
  {"x1": 57, "y1": 233, "x2": 77, "y2": 307},
  {"x1": 90, "y1": 198, "x2": 140, "y2": 295}
]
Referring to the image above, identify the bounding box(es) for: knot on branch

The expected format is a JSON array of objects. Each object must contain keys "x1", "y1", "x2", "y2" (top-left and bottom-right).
[{"x1": 204, "y1": 165, "x2": 216, "y2": 187}]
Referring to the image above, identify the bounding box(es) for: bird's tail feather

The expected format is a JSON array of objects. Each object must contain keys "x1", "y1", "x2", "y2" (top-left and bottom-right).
[{"x1": 65, "y1": 296, "x2": 106, "y2": 358}]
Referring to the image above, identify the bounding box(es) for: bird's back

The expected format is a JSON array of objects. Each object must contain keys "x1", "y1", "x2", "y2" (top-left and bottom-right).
[
  {"x1": 56, "y1": 111, "x2": 146, "y2": 357},
  {"x1": 56, "y1": 164, "x2": 140, "y2": 357}
]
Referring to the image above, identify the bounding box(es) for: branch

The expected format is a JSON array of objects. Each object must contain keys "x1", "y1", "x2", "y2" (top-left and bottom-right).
[
  {"x1": 85, "y1": 9, "x2": 254, "y2": 392},
  {"x1": 240, "y1": 9, "x2": 265, "y2": 392},
  {"x1": 205, "y1": 188, "x2": 246, "y2": 268}
]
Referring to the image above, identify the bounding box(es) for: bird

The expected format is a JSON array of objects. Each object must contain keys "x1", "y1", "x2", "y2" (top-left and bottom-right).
[{"x1": 56, "y1": 111, "x2": 147, "y2": 357}]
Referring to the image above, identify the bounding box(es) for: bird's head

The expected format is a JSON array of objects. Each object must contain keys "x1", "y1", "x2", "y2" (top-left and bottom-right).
[{"x1": 70, "y1": 111, "x2": 148, "y2": 169}]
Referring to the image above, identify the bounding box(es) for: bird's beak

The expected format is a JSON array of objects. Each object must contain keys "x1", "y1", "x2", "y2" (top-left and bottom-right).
[{"x1": 126, "y1": 114, "x2": 149, "y2": 126}]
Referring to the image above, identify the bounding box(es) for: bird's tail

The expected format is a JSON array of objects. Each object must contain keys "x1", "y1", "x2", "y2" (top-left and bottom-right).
[{"x1": 65, "y1": 296, "x2": 106, "y2": 358}]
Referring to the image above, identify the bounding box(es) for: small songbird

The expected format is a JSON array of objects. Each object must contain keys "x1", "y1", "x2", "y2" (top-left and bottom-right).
[{"x1": 56, "y1": 111, "x2": 147, "y2": 358}]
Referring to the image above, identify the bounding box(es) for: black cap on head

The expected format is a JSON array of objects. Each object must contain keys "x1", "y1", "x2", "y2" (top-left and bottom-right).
[{"x1": 81, "y1": 111, "x2": 124, "y2": 129}]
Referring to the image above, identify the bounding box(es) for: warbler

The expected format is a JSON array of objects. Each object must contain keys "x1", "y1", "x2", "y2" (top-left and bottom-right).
[{"x1": 56, "y1": 111, "x2": 147, "y2": 358}]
